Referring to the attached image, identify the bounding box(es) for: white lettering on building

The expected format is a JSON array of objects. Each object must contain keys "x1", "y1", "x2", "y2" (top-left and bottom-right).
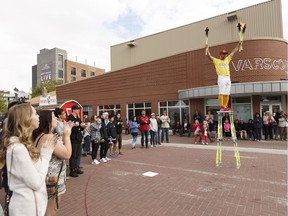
[{"x1": 231, "y1": 58, "x2": 288, "y2": 73}]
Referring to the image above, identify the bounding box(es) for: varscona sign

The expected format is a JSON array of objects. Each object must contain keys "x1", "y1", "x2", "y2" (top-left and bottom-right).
[{"x1": 232, "y1": 58, "x2": 288, "y2": 73}]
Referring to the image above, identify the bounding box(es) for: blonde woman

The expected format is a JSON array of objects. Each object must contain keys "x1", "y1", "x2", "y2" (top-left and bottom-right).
[{"x1": 0, "y1": 103, "x2": 56, "y2": 216}]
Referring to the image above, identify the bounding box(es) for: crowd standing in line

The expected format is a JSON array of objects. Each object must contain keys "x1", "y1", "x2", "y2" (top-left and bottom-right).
[{"x1": 0, "y1": 101, "x2": 287, "y2": 216}]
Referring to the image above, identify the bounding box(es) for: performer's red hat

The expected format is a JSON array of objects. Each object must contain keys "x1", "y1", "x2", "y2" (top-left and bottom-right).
[{"x1": 220, "y1": 50, "x2": 228, "y2": 55}]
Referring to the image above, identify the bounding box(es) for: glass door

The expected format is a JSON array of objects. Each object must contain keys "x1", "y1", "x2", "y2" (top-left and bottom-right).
[{"x1": 260, "y1": 104, "x2": 281, "y2": 117}]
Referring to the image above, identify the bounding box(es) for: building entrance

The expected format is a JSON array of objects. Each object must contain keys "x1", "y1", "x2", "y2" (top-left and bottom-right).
[{"x1": 260, "y1": 103, "x2": 281, "y2": 117}]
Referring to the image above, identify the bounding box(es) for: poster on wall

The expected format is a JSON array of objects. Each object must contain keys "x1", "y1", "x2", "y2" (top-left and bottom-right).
[
  {"x1": 39, "y1": 95, "x2": 57, "y2": 106},
  {"x1": 60, "y1": 100, "x2": 83, "y2": 120},
  {"x1": 40, "y1": 63, "x2": 52, "y2": 83}
]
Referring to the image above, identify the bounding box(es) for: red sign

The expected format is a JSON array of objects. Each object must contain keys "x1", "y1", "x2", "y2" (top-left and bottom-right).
[{"x1": 60, "y1": 100, "x2": 83, "y2": 121}]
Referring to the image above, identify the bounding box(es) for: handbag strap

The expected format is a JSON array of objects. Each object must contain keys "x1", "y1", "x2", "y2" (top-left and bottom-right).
[
  {"x1": 35, "y1": 133, "x2": 46, "y2": 148},
  {"x1": 57, "y1": 160, "x2": 64, "y2": 179},
  {"x1": 55, "y1": 160, "x2": 64, "y2": 209}
]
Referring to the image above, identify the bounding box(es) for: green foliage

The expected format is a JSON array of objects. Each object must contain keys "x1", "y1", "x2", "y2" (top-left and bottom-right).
[
  {"x1": 31, "y1": 80, "x2": 62, "y2": 98},
  {"x1": 0, "y1": 94, "x2": 7, "y2": 118}
]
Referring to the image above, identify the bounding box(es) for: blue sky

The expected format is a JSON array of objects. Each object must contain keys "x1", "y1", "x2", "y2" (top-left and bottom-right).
[{"x1": 0, "y1": 0, "x2": 286, "y2": 93}]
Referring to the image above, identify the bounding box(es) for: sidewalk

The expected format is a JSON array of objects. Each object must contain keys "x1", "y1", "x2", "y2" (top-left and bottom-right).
[{"x1": 1, "y1": 135, "x2": 287, "y2": 216}]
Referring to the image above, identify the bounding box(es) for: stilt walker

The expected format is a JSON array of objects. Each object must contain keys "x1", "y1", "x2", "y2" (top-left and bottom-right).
[
  {"x1": 216, "y1": 110, "x2": 241, "y2": 168},
  {"x1": 205, "y1": 24, "x2": 246, "y2": 168}
]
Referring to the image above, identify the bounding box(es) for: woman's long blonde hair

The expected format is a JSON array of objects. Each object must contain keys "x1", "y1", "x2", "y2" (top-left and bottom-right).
[{"x1": 0, "y1": 103, "x2": 40, "y2": 165}]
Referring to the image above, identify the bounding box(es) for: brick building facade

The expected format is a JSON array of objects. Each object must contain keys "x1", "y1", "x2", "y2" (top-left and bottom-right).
[{"x1": 55, "y1": 0, "x2": 287, "y2": 126}]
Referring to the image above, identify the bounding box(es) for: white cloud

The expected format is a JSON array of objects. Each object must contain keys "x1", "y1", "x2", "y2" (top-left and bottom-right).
[{"x1": 0, "y1": 0, "x2": 286, "y2": 93}]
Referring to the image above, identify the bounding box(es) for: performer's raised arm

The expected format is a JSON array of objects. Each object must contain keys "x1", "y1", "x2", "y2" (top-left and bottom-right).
[
  {"x1": 229, "y1": 42, "x2": 241, "y2": 59},
  {"x1": 205, "y1": 45, "x2": 213, "y2": 61}
]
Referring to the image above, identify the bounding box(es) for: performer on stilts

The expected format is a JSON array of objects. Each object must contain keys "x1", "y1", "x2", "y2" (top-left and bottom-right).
[
  {"x1": 204, "y1": 24, "x2": 245, "y2": 168},
  {"x1": 205, "y1": 23, "x2": 246, "y2": 111},
  {"x1": 206, "y1": 43, "x2": 240, "y2": 111}
]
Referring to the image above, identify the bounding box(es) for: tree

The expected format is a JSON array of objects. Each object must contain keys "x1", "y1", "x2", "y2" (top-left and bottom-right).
[
  {"x1": 31, "y1": 80, "x2": 62, "y2": 98},
  {"x1": 0, "y1": 94, "x2": 7, "y2": 118}
]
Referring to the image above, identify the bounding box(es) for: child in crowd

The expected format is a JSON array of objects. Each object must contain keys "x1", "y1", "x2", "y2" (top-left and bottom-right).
[
  {"x1": 107, "y1": 115, "x2": 117, "y2": 157},
  {"x1": 201, "y1": 121, "x2": 209, "y2": 145},
  {"x1": 129, "y1": 116, "x2": 139, "y2": 149},
  {"x1": 223, "y1": 119, "x2": 231, "y2": 137},
  {"x1": 193, "y1": 120, "x2": 201, "y2": 144}
]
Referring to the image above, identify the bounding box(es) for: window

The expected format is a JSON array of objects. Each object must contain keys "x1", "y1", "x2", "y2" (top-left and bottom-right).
[
  {"x1": 81, "y1": 69, "x2": 86, "y2": 77},
  {"x1": 232, "y1": 97, "x2": 251, "y2": 103},
  {"x1": 159, "y1": 100, "x2": 190, "y2": 127},
  {"x1": 231, "y1": 96, "x2": 252, "y2": 122},
  {"x1": 82, "y1": 106, "x2": 93, "y2": 117},
  {"x1": 58, "y1": 70, "x2": 63, "y2": 79},
  {"x1": 260, "y1": 96, "x2": 280, "y2": 102},
  {"x1": 71, "y1": 67, "x2": 76, "y2": 76},
  {"x1": 90, "y1": 71, "x2": 95, "y2": 76},
  {"x1": 127, "y1": 102, "x2": 151, "y2": 120},
  {"x1": 71, "y1": 76, "x2": 76, "y2": 82},
  {"x1": 205, "y1": 98, "x2": 219, "y2": 125},
  {"x1": 58, "y1": 54, "x2": 63, "y2": 68},
  {"x1": 98, "y1": 104, "x2": 120, "y2": 116}
]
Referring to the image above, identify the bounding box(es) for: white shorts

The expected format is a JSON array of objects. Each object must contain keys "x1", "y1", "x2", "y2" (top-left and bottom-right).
[{"x1": 217, "y1": 75, "x2": 231, "y2": 95}]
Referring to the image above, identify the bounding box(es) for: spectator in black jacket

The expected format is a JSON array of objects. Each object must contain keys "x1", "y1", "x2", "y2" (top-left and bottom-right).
[
  {"x1": 234, "y1": 119, "x2": 241, "y2": 139},
  {"x1": 156, "y1": 114, "x2": 162, "y2": 145},
  {"x1": 239, "y1": 119, "x2": 247, "y2": 140},
  {"x1": 100, "y1": 112, "x2": 110, "y2": 162},
  {"x1": 114, "y1": 113, "x2": 124, "y2": 155},
  {"x1": 193, "y1": 111, "x2": 202, "y2": 123},
  {"x1": 172, "y1": 121, "x2": 181, "y2": 136},
  {"x1": 273, "y1": 108, "x2": 281, "y2": 140},
  {"x1": 108, "y1": 115, "x2": 117, "y2": 157},
  {"x1": 67, "y1": 105, "x2": 86, "y2": 177},
  {"x1": 246, "y1": 119, "x2": 255, "y2": 140},
  {"x1": 253, "y1": 112, "x2": 262, "y2": 141}
]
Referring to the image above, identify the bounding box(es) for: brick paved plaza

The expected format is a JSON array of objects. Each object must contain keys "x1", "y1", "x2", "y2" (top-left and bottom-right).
[{"x1": 1, "y1": 135, "x2": 287, "y2": 216}]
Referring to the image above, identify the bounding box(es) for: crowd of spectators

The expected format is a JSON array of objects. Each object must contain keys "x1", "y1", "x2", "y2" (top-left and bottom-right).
[{"x1": 0, "y1": 101, "x2": 287, "y2": 216}]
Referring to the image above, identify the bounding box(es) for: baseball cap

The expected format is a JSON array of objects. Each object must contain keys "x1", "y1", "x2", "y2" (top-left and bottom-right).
[
  {"x1": 220, "y1": 50, "x2": 228, "y2": 55},
  {"x1": 71, "y1": 105, "x2": 80, "y2": 110}
]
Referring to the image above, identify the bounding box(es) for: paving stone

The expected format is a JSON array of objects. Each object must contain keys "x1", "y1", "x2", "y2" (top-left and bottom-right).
[{"x1": 0, "y1": 135, "x2": 287, "y2": 215}]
